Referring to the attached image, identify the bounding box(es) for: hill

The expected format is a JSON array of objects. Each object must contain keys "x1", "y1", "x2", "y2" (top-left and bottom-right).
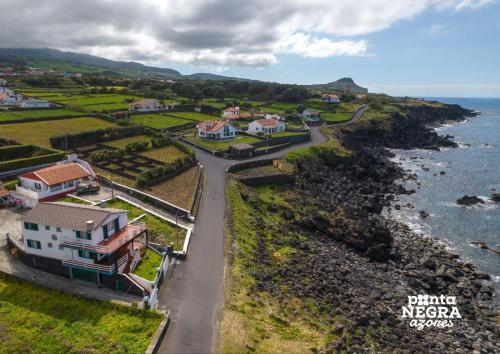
[
  {"x1": 306, "y1": 77, "x2": 368, "y2": 93},
  {"x1": 0, "y1": 48, "x2": 252, "y2": 81}
]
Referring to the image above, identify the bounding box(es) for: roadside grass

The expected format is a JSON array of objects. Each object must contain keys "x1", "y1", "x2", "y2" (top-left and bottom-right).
[
  {"x1": 220, "y1": 182, "x2": 341, "y2": 352},
  {"x1": 102, "y1": 135, "x2": 152, "y2": 149},
  {"x1": 269, "y1": 131, "x2": 308, "y2": 138},
  {"x1": 0, "y1": 117, "x2": 118, "y2": 147},
  {"x1": 106, "y1": 199, "x2": 185, "y2": 250},
  {"x1": 55, "y1": 195, "x2": 92, "y2": 204},
  {"x1": 131, "y1": 114, "x2": 192, "y2": 129},
  {"x1": 0, "y1": 273, "x2": 162, "y2": 354},
  {"x1": 133, "y1": 248, "x2": 163, "y2": 281},
  {"x1": 286, "y1": 137, "x2": 350, "y2": 163},
  {"x1": 0, "y1": 108, "x2": 84, "y2": 122},
  {"x1": 139, "y1": 145, "x2": 186, "y2": 164}
]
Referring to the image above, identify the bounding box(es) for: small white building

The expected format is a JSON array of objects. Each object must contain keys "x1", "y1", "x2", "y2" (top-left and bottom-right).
[
  {"x1": 20, "y1": 98, "x2": 50, "y2": 108},
  {"x1": 20, "y1": 202, "x2": 147, "y2": 278},
  {"x1": 248, "y1": 119, "x2": 286, "y2": 134},
  {"x1": 128, "y1": 99, "x2": 160, "y2": 112},
  {"x1": 222, "y1": 106, "x2": 240, "y2": 119},
  {"x1": 302, "y1": 110, "x2": 321, "y2": 122},
  {"x1": 16, "y1": 163, "x2": 92, "y2": 207},
  {"x1": 0, "y1": 89, "x2": 22, "y2": 105},
  {"x1": 321, "y1": 94, "x2": 340, "y2": 103},
  {"x1": 196, "y1": 120, "x2": 236, "y2": 140}
]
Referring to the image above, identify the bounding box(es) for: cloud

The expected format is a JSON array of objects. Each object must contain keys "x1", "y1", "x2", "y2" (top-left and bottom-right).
[
  {"x1": 428, "y1": 24, "x2": 446, "y2": 35},
  {"x1": 0, "y1": 0, "x2": 493, "y2": 67}
]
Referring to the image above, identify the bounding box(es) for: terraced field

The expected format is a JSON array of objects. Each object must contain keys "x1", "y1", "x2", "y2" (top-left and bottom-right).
[{"x1": 0, "y1": 108, "x2": 84, "y2": 122}]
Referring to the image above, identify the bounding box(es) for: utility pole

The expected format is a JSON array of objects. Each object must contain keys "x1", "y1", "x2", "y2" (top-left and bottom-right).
[{"x1": 175, "y1": 211, "x2": 179, "y2": 251}]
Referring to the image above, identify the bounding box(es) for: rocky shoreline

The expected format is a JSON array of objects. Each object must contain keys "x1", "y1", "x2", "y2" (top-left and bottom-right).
[{"x1": 251, "y1": 103, "x2": 499, "y2": 352}]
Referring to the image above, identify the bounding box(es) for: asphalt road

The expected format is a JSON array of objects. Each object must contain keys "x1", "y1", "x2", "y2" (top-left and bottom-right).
[{"x1": 157, "y1": 106, "x2": 366, "y2": 353}]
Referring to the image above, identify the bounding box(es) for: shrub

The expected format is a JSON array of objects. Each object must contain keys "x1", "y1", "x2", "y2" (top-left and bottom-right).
[
  {"x1": 90, "y1": 149, "x2": 125, "y2": 163},
  {"x1": 50, "y1": 126, "x2": 143, "y2": 149},
  {"x1": 136, "y1": 155, "x2": 195, "y2": 187},
  {"x1": 125, "y1": 141, "x2": 149, "y2": 153}
]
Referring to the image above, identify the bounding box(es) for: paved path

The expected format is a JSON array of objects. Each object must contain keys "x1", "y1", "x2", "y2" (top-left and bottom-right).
[{"x1": 157, "y1": 107, "x2": 367, "y2": 353}]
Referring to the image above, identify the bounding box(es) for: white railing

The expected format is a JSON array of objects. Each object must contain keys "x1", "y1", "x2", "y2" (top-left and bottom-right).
[
  {"x1": 62, "y1": 224, "x2": 146, "y2": 254},
  {"x1": 62, "y1": 252, "x2": 129, "y2": 274},
  {"x1": 148, "y1": 286, "x2": 158, "y2": 309},
  {"x1": 15, "y1": 185, "x2": 40, "y2": 199},
  {"x1": 129, "y1": 250, "x2": 141, "y2": 273}
]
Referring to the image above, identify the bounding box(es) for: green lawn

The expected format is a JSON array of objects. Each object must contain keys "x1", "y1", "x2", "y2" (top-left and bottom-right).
[
  {"x1": 320, "y1": 112, "x2": 352, "y2": 123},
  {"x1": 131, "y1": 114, "x2": 193, "y2": 129},
  {"x1": 55, "y1": 195, "x2": 92, "y2": 204},
  {"x1": 0, "y1": 109, "x2": 84, "y2": 122},
  {"x1": 164, "y1": 112, "x2": 219, "y2": 121},
  {"x1": 133, "y1": 249, "x2": 163, "y2": 281},
  {"x1": 0, "y1": 273, "x2": 162, "y2": 353},
  {"x1": 106, "y1": 199, "x2": 186, "y2": 250},
  {"x1": 0, "y1": 117, "x2": 118, "y2": 147},
  {"x1": 184, "y1": 133, "x2": 262, "y2": 151}
]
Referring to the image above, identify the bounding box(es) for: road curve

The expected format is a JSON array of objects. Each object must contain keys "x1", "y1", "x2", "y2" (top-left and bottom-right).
[{"x1": 157, "y1": 106, "x2": 367, "y2": 353}]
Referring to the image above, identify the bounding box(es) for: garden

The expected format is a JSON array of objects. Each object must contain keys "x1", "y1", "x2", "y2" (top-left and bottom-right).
[
  {"x1": 132, "y1": 248, "x2": 163, "y2": 281},
  {"x1": 131, "y1": 113, "x2": 193, "y2": 129},
  {"x1": 0, "y1": 273, "x2": 162, "y2": 353}
]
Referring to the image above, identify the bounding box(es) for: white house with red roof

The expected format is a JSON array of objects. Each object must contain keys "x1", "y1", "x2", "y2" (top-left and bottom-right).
[
  {"x1": 248, "y1": 118, "x2": 286, "y2": 134},
  {"x1": 20, "y1": 201, "x2": 147, "y2": 290},
  {"x1": 128, "y1": 99, "x2": 160, "y2": 112},
  {"x1": 15, "y1": 163, "x2": 92, "y2": 206},
  {"x1": 196, "y1": 120, "x2": 236, "y2": 140},
  {"x1": 222, "y1": 106, "x2": 240, "y2": 119}
]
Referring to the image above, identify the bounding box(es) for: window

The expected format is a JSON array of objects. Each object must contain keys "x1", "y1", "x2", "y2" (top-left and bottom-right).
[
  {"x1": 63, "y1": 180, "x2": 75, "y2": 189},
  {"x1": 47, "y1": 242, "x2": 53, "y2": 248},
  {"x1": 50, "y1": 184, "x2": 63, "y2": 192},
  {"x1": 51, "y1": 234, "x2": 57, "y2": 241},
  {"x1": 34, "y1": 182, "x2": 42, "y2": 190},
  {"x1": 59, "y1": 244, "x2": 64, "y2": 250},
  {"x1": 45, "y1": 225, "x2": 50, "y2": 231},
  {"x1": 24, "y1": 222, "x2": 39, "y2": 231},
  {"x1": 56, "y1": 227, "x2": 61, "y2": 232},
  {"x1": 75, "y1": 231, "x2": 91, "y2": 240},
  {"x1": 78, "y1": 250, "x2": 95, "y2": 259},
  {"x1": 27, "y1": 239, "x2": 41, "y2": 249}
]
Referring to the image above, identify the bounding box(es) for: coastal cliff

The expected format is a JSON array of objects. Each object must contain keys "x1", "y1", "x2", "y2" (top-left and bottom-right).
[{"x1": 221, "y1": 101, "x2": 499, "y2": 353}]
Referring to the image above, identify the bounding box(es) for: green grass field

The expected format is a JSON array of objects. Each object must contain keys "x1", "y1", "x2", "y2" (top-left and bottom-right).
[
  {"x1": 165, "y1": 112, "x2": 219, "y2": 121},
  {"x1": 131, "y1": 114, "x2": 193, "y2": 129},
  {"x1": 0, "y1": 273, "x2": 162, "y2": 353},
  {"x1": 0, "y1": 117, "x2": 117, "y2": 147},
  {"x1": 269, "y1": 131, "x2": 308, "y2": 137},
  {"x1": 133, "y1": 249, "x2": 163, "y2": 281},
  {"x1": 320, "y1": 112, "x2": 352, "y2": 123},
  {"x1": 0, "y1": 108, "x2": 84, "y2": 122}
]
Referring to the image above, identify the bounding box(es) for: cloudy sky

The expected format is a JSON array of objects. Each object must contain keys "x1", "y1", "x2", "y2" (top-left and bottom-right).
[{"x1": 1, "y1": 0, "x2": 499, "y2": 96}]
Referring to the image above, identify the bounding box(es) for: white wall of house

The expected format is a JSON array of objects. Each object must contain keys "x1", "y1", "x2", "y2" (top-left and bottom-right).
[
  {"x1": 248, "y1": 120, "x2": 285, "y2": 134},
  {"x1": 223, "y1": 107, "x2": 240, "y2": 118},
  {"x1": 20, "y1": 100, "x2": 50, "y2": 108},
  {"x1": 197, "y1": 124, "x2": 236, "y2": 140},
  {"x1": 22, "y1": 211, "x2": 128, "y2": 263},
  {"x1": 17, "y1": 177, "x2": 86, "y2": 201}
]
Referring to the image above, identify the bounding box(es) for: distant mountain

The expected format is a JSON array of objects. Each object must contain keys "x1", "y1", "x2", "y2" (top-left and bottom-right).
[
  {"x1": 306, "y1": 77, "x2": 368, "y2": 93},
  {"x1": 0, "y1": 48, "x2": 251, "y2": 81}
]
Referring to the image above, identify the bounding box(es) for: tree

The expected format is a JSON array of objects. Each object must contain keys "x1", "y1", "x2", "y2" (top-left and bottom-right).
[
  {"x1": 212, "y1": 85, "x2": 225, "y2": 102},
  {"x1": 180, "y1": 83, "x2": 204, "y2": 102},
  {"x1": 297, "y1": 104, "x2": 306, "y2": 114},
  {"x1": 279, "y1": 86, "x2": 310, "y2": 102}
]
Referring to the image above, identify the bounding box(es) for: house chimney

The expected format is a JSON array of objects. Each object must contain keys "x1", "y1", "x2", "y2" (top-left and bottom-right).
[
  {"x1": 86, "y1": 220, "x2": 94, "y2": 231},
  {"x1": 67, "y1": 153, "x2": 78, "y2": 162}
]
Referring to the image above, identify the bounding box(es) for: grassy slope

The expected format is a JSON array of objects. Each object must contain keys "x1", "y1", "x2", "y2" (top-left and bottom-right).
[
  {"x1": 220, "y1": 182, "x2": 344, "y2": 353},
  {"x1": 0, "y1": 273, "x2": 161, "y2": 353}
]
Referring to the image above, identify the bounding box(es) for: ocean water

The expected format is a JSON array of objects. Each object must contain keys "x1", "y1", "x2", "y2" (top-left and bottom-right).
[{"x1": 388, "y1": 98, "x2": 500, "y2": 287}]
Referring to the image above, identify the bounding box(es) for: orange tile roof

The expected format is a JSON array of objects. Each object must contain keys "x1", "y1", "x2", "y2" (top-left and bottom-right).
[
  {"x1": 255, "y1": 119, "x2": 280, "y2": 127},
  {"x1": 0, "y1": 186, "x2": 9, "y2": 198},
  {"x1": 22, "y1": 163, "x2": 90, "y2": 186},
  {"x1": 197, "y1": 120, "x2": 228, "y2": 132},
  {"x1": 224, "y1": 107, "x2": 239, "y2": 112}
]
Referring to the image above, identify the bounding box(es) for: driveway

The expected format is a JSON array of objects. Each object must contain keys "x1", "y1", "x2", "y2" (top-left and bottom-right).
[{"x1": 157, "y1": 108, "x2": 367, "y2": 353}]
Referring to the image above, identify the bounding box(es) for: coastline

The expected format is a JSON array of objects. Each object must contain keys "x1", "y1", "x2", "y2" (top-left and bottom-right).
[{"x1": 285, "y1": 102, "x2": 499, "y2": 351}]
